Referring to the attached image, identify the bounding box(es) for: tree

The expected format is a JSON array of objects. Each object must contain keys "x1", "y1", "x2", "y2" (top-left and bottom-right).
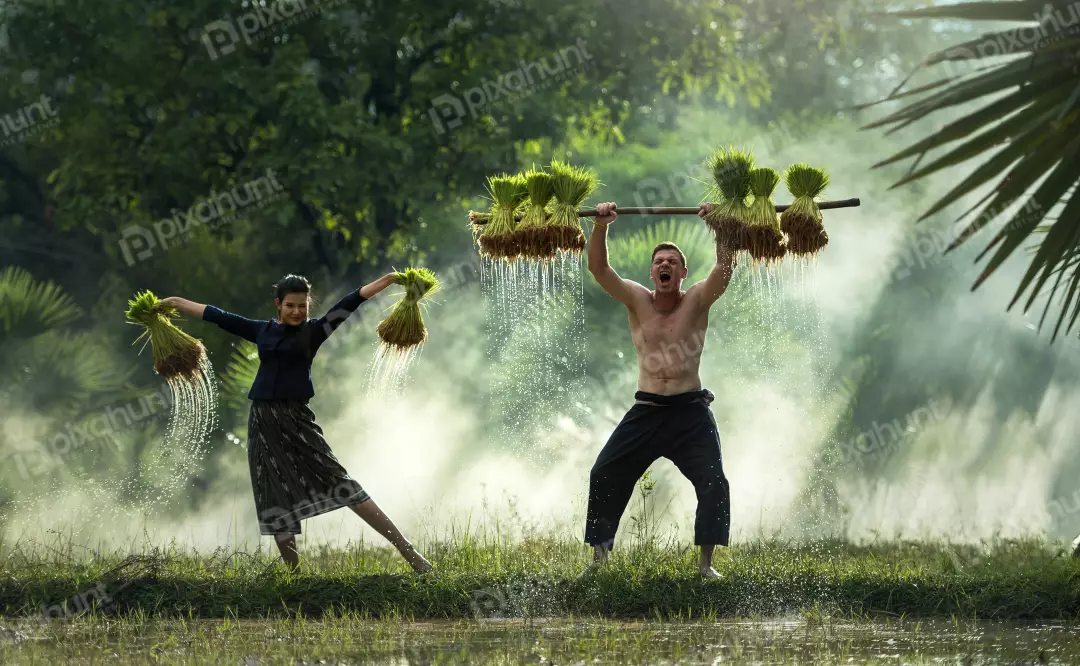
[{"x1": 0, "y1": 0, "x2": 771, "y2": 283}]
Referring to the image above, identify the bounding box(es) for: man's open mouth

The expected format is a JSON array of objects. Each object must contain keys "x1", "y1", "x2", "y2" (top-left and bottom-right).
[{"x1": 659, "y1": 271, "x2": 671, "y2": 283}]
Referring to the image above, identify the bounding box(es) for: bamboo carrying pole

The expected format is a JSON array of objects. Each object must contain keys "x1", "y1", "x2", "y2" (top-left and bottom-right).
[{"x1": 469, "y1": 198, "x2": 860, "y2": 224}]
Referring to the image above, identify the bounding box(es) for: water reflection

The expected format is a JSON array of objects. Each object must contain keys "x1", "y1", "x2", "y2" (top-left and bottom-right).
[{"x1": 3, "y1": 617, "x2": 1078, "y2": 664}]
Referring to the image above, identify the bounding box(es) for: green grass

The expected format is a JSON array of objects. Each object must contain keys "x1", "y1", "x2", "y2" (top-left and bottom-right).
[{"x1": 3, "y1": 536, "x2": 1080, "y2": 621}]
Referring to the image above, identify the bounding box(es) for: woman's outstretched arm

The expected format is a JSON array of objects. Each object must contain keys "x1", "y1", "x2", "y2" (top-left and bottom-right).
[
  {"x1": 159, "y1": 296, "x2": 205, "y2": 319},
  {"x1": 160, "y1": 296, "x2": 265, "y2": 343},
  {"x1": 360, "y1": 273, "x2": 396, "y2": 300},
  {"x1": 312, "y1": 273, "x2": 396, "y2": 343}
]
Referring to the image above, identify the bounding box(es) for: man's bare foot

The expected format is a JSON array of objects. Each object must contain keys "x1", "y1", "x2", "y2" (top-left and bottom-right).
[
  {"x1": 578, "y1": 543, "x2": 610, "y2": 579},
  {"x1": 699, "y1": 566, "x2": 722, "y2": 579}
]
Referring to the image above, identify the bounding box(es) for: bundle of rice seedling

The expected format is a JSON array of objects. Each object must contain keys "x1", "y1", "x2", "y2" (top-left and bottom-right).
[
  {"x1": 745, "y1": 167, "x2": 787, "y2": 264},
  {"x1": 513, "y1": 167, "x2": 558, "y2": 260},
  {"x1": 780, "y1": 163, "x2": 830, "y2": 256},
  {"x1": 376, "y1": 268, "x2": 441, "y2": 351},
  {"x1": 546, "y1": 159, "x2": 599, "y2": 255},
  {"x1": 478, "y1": 174, "x2": 527, "y2": 260},
  {"x1": 125, "y1": 290, "x2": 208, "y2": 380},
  {"x1": 702, "y1": 146, "x2": 754, "y2": 249}
]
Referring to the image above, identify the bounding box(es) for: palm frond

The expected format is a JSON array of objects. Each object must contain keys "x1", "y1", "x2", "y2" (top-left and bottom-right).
[
  {"x1": 888, "y1": 1, "x2": 1049, "y2": 22},
  {"x1": 0, "y1": 266, "x2": 82, "y2": 341},
  {"x1": 607, "y1": 219, "x2": 713, "y2": 285},
  {"x1": 219, "y1": 340, "x2": 259, "y2": 420},
  {"x1": 3, "y1": 330, "x2": 132, "y2": 416},
  {"x1": 867, "y1": 2, "x2": 1080, "y2": 341}
]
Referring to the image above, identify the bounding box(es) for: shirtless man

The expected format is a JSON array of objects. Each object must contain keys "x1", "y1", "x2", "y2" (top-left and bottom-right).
[{"x1": 583, "y1": 201, "x2": 735, "y2": 578}]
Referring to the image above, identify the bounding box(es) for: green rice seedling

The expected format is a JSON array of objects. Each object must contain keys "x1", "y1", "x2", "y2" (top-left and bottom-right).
[
  {"x1": 376, "y1": 268, "x2": 441, "y2": 351},
  {"x1": 745, "y1": 167, "x2": 787, "y2": 265},
  {"x1": 513, "y1": 167, "x2": 558, "y2": 260},
  {"x1": 125, "y1": 290, "x2": 207, "y2": 380},
  {"x1": 703, "y1": 146, "x2": 754, "y2": 250},
  {"x1": 547, "y1": 159, "x2": 599, "y2": 255},
  {"x1": 478, "y1": 174, "x2": 528, "y2": 261},
  {"x1": 781, "y1": 163, "x2": 830, "y2": 257}
]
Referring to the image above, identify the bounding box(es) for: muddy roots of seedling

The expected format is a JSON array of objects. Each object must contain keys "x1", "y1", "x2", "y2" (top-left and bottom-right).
[
  {"x1": 377, "y1": 301, "x2": 427, "y2": 350},
  {"x1": 781, "y1": 211, "x2": 829, "y2": 256},
  {"x1": 553, "y1": 224, "x2": 586, "y2": 255},
  {"x1": 704, "y1": 211, "x2": 751, "y2": 250},
  {"x1": 745, "y1": 226, "x2": 788, "y2": 264},
  {"x1": 513, "y1": 226, "x2": 559, "y2": 260},
  {"x1": 478, "y1": 233, "x2": 521, "y2": 260},
  {"x1": 154, "y1": 341, "x2": 209, "y2": 380}
]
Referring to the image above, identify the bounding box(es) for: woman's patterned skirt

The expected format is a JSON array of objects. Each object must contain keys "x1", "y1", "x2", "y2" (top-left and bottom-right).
[{"x1": 247, "y1": 400, "x2": 370, "y2": 536}]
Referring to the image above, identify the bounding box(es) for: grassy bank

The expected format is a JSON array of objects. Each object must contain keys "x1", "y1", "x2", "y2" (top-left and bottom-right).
[{"x1": 3, "y1": 537, "x2": 1080, "y2": 621}]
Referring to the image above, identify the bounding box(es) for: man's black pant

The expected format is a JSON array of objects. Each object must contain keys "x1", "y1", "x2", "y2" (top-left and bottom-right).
[{"x1": 584, "y1": 389, "x2": 730, "y2": 547}]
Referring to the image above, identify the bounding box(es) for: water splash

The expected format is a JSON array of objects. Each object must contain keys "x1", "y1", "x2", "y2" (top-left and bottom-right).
[
  {"x1": 368, "y1": 343, "x2": 424, "y2": 393},
  {"x1": 484, "y1": 252, "x2": 588, "y2": 455},
  {"x1": 109, "y1": 356, "x2": 219, "y2": 508},
  {"x1": 3, "y1": 357, "x2": 220, "y2": 538}
]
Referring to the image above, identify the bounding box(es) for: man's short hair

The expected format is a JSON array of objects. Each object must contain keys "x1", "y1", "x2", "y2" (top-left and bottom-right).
[{"x1": 652, "y1": 242, "x2": 686, "y2": 267}]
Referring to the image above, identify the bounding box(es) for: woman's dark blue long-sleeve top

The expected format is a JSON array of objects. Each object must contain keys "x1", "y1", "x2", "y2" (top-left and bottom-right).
[{"x1": 202, "y1": 288, "x2": 367, "y2": 401}]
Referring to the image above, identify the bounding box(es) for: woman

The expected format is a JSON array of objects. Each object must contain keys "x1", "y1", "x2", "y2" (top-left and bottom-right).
[{"x1": 160, "y1": 274, "x2": 432, "y2": 573}]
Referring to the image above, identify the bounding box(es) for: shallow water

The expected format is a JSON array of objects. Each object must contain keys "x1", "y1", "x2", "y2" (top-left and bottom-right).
[{"x1": 2, "y1": 616, "x2": 1078, "y2": 664}]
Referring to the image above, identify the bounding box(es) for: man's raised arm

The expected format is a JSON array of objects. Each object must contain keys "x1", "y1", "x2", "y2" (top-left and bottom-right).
[
  {"x1": 688, "y1": 203, "x2": 737, "y2": 307},
  {"x1": 587, "y1": 202, "x2": 650, "y2": 306}
]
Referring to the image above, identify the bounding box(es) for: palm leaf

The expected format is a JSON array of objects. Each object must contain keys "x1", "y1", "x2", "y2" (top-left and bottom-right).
[
  {"x1": 607, "y1": 219, "x2": 713, "y2": 285},
  {"x1": 219, "y1": 340, "x2": 258, "y2": 421},
  {"x1": 0, "y1": 266, "x2": 82, "y2": 341},
  {"x1": 866, "y1": 2, "x2": 1080, "y2": 341},
  {"x1": 4, "y1": 329, "x2": 132, "y2": 416},
  {"x1": 888, "y1": 1, "x2": 1047, "y2": 22}
]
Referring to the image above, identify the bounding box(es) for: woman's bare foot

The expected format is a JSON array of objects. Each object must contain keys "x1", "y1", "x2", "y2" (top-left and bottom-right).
[
  {"x1": 699, "y1": 566, "x2": 722, "y2": 579},
  {"x1": 400, "y1": 544, "x2": 433, "y2": 573}
]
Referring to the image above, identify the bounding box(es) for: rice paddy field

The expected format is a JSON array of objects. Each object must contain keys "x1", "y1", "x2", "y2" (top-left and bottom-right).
[{"x1": 3, "y1": 536, "x2": 1080, "y2": 664}]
